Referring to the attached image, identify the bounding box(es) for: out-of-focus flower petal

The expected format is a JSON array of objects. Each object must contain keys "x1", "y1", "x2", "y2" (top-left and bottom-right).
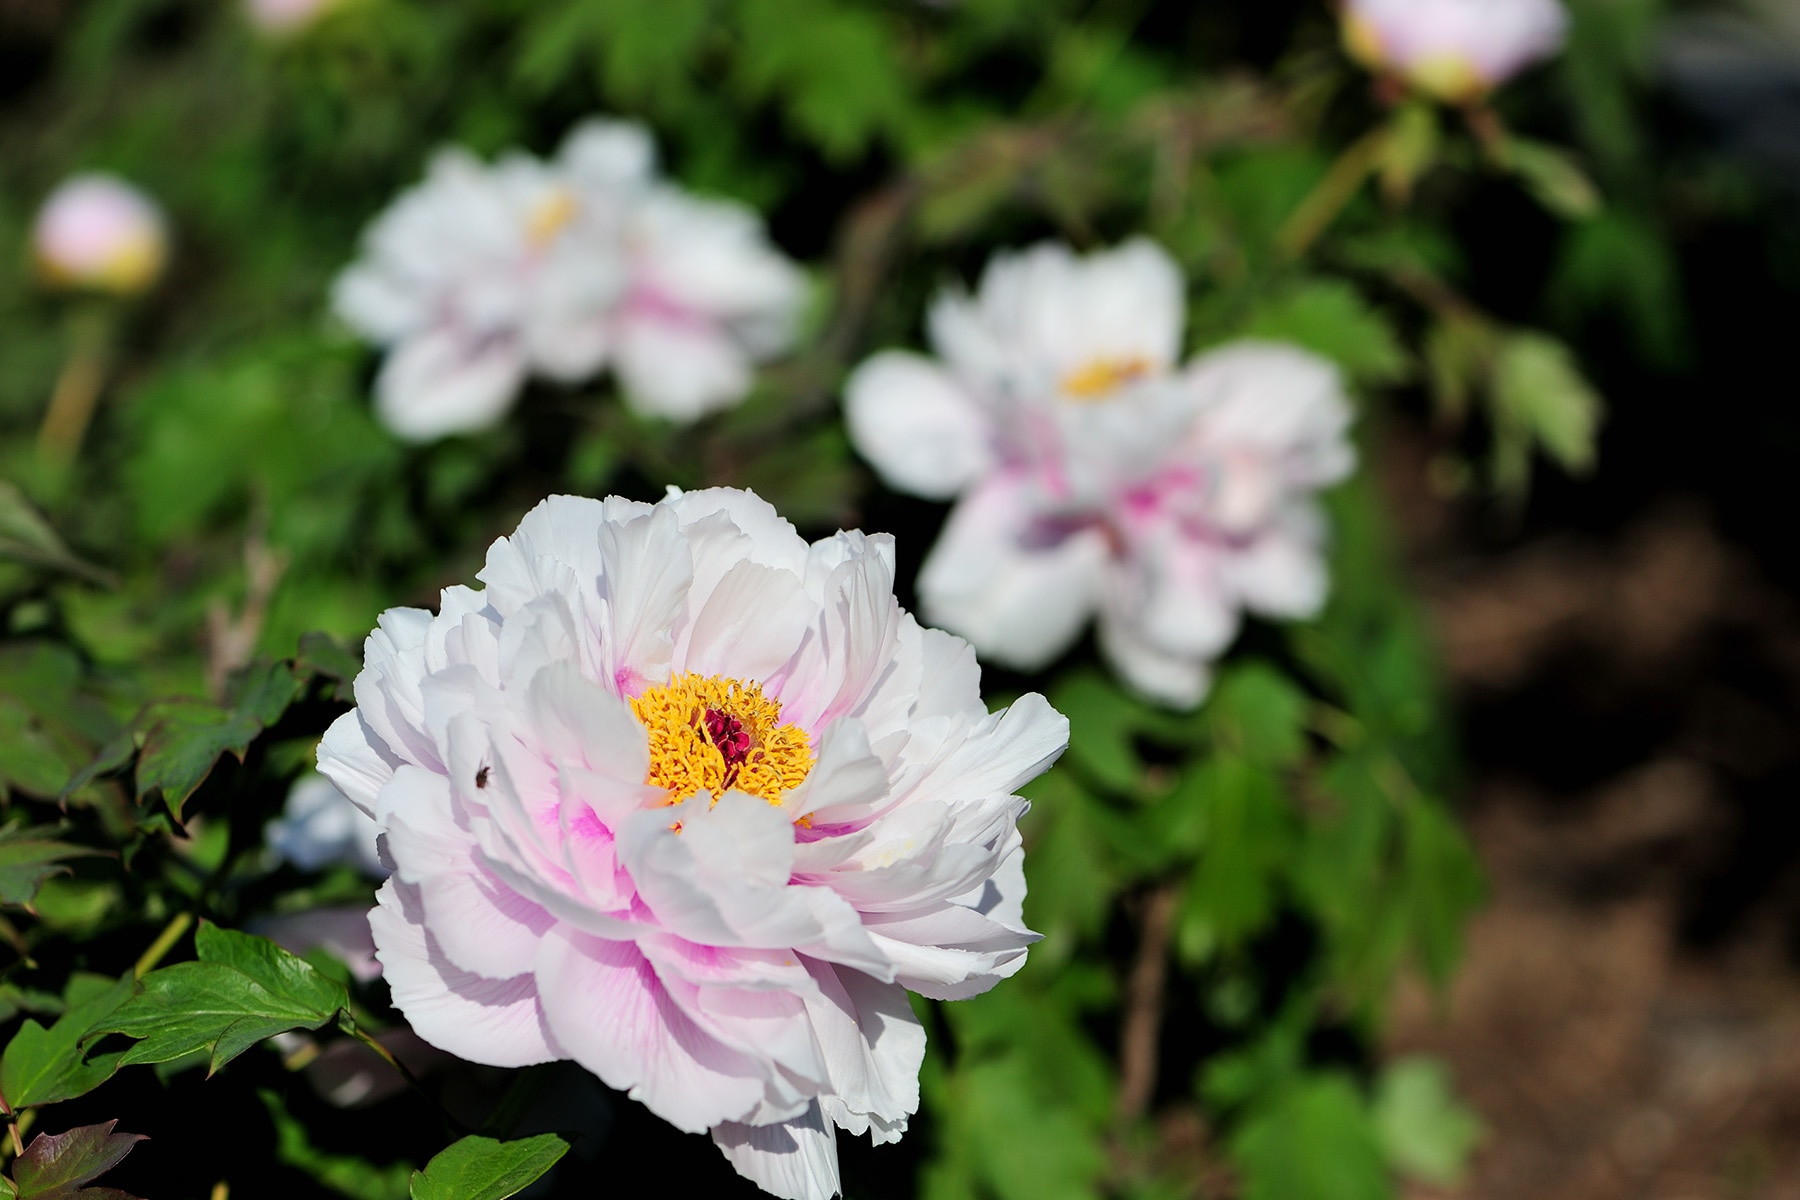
[{"x1": 845, "y1": 352, "x2": 995, "y2": 501}]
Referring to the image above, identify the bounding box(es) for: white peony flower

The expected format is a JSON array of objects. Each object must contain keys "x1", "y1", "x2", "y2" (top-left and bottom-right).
[
  {"x1": 32, "y1": 174, "x2": 168, "y2": 297},
  {"x1": 318, "y1": 487, "x2": 1067, "y2": 1200},
  {"x1": 267, "y1": 770, "x2": 386, "y2": 878},
  {"x1": 244, "y1": 0, "x2": 337, "y2": 35},
  {"x1": 846, "y1": 239, "x2": 1355, "y2": 708},
  {"x1": 332, "y1": 119, "x2": 805, "y2": 442},
  {"x1": 1342, "y1": 0, "x2": 1569, "y2": 104}
]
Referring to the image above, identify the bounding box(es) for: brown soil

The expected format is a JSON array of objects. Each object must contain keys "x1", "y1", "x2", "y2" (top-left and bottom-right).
[{"x1": 1385, "y1": 479, "x2": 1800, "y2": 1199}]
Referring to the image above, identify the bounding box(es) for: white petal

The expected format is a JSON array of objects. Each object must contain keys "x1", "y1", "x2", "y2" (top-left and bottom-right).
[
  {"x1": 373, "y1": 327, "x2": 527, "y2": 442},
  {"x1": 713, "y1": 1102, "x2": 842, "y2": 1200},
  {"x1": 917, "y1": 477, "x2": 1108, "y2": 673},
  {"x1": 614, "y1": 314, "x2": 754, "y2": 422},
  {"x1": 534, "y1": 924, "x2": 767, "y2": 1133},
  {"x1": 844, "y1": 352, "x2": 994, "y2": 501},
  {"x1": 1097, "y1": 610, "x2": 1213, "y2": 709},
  {"x1": 369, "y1": 879, "x2": 557, "y2": 1068}
]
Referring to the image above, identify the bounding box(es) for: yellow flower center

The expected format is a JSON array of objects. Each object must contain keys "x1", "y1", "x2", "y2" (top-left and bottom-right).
[
  {"x1": 630, "y1": 673, "x2": 814, "y2": 807},
  {"x1": 1061, "y1": 356, "x2": 1154, "y2": 402},
  {"x1": 525, "y1": 188, "x2": 580, "y2": 247}
]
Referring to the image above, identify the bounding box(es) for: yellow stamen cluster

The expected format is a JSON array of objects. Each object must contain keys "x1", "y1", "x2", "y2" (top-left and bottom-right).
[
  {"x1": 1061, "y1": 356, "x2": 1153, "y2": 401},
  {"x1": 525, "y1": 188, "x2": 580, "y2": 247},
  {"x1": 630, "y1": 673, "x2": 814, "y2": 806}
]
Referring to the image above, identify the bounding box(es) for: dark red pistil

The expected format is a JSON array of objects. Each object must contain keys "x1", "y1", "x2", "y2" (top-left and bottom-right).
[{"x1": 704, "y1": 708, "x2": 753, "y2": 766}]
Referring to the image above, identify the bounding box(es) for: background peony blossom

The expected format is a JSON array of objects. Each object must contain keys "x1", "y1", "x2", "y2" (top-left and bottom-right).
[
  {"x1": 846, "y1": 239, "x2": 1355, "y2": 707},
  {"x1": 332, "y1": 119, "x2": 805, "y2": 441},
  {"x1": 266, "y1": 770, "x2": 386, "y2": 877},
  {"x1": 318, "y1": 487, "x2": 1067, "y2": 1200},
  {"x1": 244, "y1": 0, "x2": 336, "y2": 35},
  {"x1": 32, "y1": 173, "x2": 168, "y2": 296},
  {"x1": 1341, "y1": 0, "x2": 1569, "y2": 104}
]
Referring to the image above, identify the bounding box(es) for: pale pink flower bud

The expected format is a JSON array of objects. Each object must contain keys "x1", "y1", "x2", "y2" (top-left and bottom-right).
[
  {"x1": 1342, "y1": 0, "x2": 1568, "y2": 103},
  {"x1": 319, "y1": 487, "x2": 1067, "y2": 1199},
  {"x1": 244, "y1": 0, "x2": 337, "y2": 34},
  {"x1": 31, "y1": 174, "x2": 168, "y2": 296}
]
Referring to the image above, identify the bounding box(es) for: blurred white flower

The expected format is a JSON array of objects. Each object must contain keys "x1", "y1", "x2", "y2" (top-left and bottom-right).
[
  {"x1": 846, "y1": 239, "x2": 1355, "y2": 708},
  {"x1": 332, "y1": 119, "x2": 804, "y2": 441},
  {"x1": 268, "y1": 771, "x2": 385, "y2": 877},
  {"x1": 32, "y1": 174, "x2": 168, "y2": 297},
  {"x1": 244, "y1": 0, "x2": 336, "y2": 35},
  {"x1": 1342, "y1": 0, "x2": 1569, "y2": 104}
]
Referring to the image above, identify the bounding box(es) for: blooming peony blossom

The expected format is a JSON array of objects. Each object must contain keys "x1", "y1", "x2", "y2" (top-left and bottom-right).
[
  {"x1": 32, "y1": 174, "x2": 168, "y2": 296},
  {"x1": 318, "y1": 487, "x2": 1066, "y2": 1199},
  {"x1": 846, "y1": 239, "x2": 1354, "y2": 708},
  {"x1": 267, "y1": 771, "x2": 386, "y2": 878},
  {"x1": 1341, "y1": 0, "x2": 1569, "y2": 104},
  {"x1": 332, "y1": 119, "x2": 805, "y2": 441}
]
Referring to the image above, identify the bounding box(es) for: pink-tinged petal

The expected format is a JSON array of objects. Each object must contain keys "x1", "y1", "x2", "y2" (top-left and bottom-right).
[
  {"x1": 614, "y1": 313, "x2": 753, "y2": 422},
  {"x1": 1097, "y1": 610, "x2": 1212, "y2": 709},
  {"x1": 785, "y1": 719, "x2": 888, "y2": 826},
  {"x1": 535, "y1": 925, "x2": 767, "y2": 1132},
  {"x1": 804, "y1": 963, "x2": 923, "y2": 1143},
  {"x1": 620, "y1": 792, "x2": 890, "y2": 977},
  {"x1": 1223, "y1": 508, "x2": 1331, "y2": 619},
  {"x1": 373, "y1": 326, "x2": 527, "y2": 442},
  {"x1": 713, "y1": 1102, "x2": 841, "y2": 1200},
  {"x1": 524, "y1": 662, "x2": 649, "y2": 781},
  {"x1": 864, "y1": 930, "x2": 1030, "y2": 1002},
  {"x1": 679, "y1": 559, "x2": 811, "y2": 682},
  {"x1": 917, "y1": 477, "x2": 1109, "y2": 673},
  {"x1": 845, "y1": 352, "x2": 994, "y2": 501},
  {"x1": 369, "y1": 879, "x2": 557, "y2": 1068},
  {"x1": 316, "y1": 710, "x2": 399, "y2": 819}
]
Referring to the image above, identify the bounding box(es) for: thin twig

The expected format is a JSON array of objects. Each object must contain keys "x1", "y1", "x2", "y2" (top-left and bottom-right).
[
  {"x1": 1116, "y1": 883, "x2": 1180, "y2": 1123},
  {"x1": 1276, "y1": 124, "x2": 1390, "y2": 261},
  {"x1": 204, "y1": 515, "x2": 289, "y2": 700},
  {"x1": 134, "y1": 911, "x2": 193, "y2": 978}
]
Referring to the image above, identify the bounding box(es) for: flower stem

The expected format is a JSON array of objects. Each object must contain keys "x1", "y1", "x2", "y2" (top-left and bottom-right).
[
  {"x1": 1115, "y1": 883, "x2": 1180, "y2": 1123},
  {"x1": 134, "y1": 911, "x2": 193, "y2": 978},
  {"x1": 1276, "y1": 125, "x2": 1390, "y2": 261},
  {"x1": 35, "y1": 305, "x2": 115, "y2": 469}
]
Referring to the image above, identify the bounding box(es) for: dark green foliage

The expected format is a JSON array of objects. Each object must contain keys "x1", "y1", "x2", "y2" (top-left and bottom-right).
[
  {"x1": 408, "y1": 1134, "x2": 571, "y2": 1200},
  {"x1": 3, "y1": 1120, "x2": 144, "y2": 1200}
]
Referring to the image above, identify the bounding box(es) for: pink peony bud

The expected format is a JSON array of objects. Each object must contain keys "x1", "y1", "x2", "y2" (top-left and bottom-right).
[
  {"x1": 1342, "y1": 0, "x2": 1569, "y2": 104},
  {"x1": 31, "y1": 174, "x2": 168, "y2": 296},
  {"x1": 244, "y1": 0, "x2": 336, "y2": 34}
]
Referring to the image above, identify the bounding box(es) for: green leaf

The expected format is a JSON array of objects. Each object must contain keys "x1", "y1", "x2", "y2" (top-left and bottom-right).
[
  {"x1": 260, "y1": 1089, "x2": 411, "y2": 1200},
  {"x1": 0, "y1": 483, "x2": 113, "y2": 588},
  {"x1": 132, "y1": 700, "x2": 261, "y2": 820},
  {"x1": 1373, "y1": 1057, "x2": 1483, "y2": 1186},
  {"x1": 225, "y1": 661, "x2": 302, "y2": 730},
  {"x1": 1378, "y1": 102, "x2": 1439, "y2": 203},
  {"x1": 0, "y1": 701, "x2": 79, "y2": 802},
  {"x1": 1050, "y1": 671, "x2": 1155, "y2": 795},
  {"x1": 1230, "y1": 1074, "x2": 1392, "y2": 1200},
  {"x1": 1492, "y1": 332, "x2": 1604, "y2": 486},
  {"x1": 94, "y1": 923, "x2": 350, "y2": 1074},
  {"x1": 408, "y1": 1134, "x2": 570, "y2": 1200},
  {"x1": 1207, "y1": 664, "x2": 1309, "y2": 768},
  {"x1": 1503, "y1": 136, "x2": 1601, "y2": 220},
  {"x1": 10, "y1": 1120, "x2": 144, "y2": 1200},
  {"x1": 0, "y1": 976, "x2": 133, "y2": 1110},
  {"x1": 0, "y1": 824, "x2": 107, "y2": 907},
  {"x1": 1182, "y1": 757, "x2": 1293, "y2": 947},
  {"x1": 294, "y1": 632, "x2": 361, "y2": 704},
  {"x1": 1242, "y1": 280, "x2": 1409, "y2": 387}
]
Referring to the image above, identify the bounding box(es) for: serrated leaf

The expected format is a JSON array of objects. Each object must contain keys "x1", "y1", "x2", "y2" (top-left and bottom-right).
[
  {"x1": 0, "y1": 484, "x2": 113, "y2": 588},
  {"x1": 132, "y1": 700, "x2": 261, "y2": 820},
  {"x1": 0, "y1": 701, "x2": 78, "y2": 802},
  {"x1": 0, "y1": 824, "x2": 107, "y2": 907},
  {"x1": 1230, "y1": 1075, "x2": 1391, "y2": 1200},
  {"x1": 226, "y1": 661, "x2": 302, "y2": 730},
  {"x1": 408, "y1": 1134, "x2": 570, "y2": 1200},
  {"x1": 1373, "y1": 1057, "x2": 1483, "y2": 1186},
  {"x1": 294, "y1": 632, "x2": 361, "y2": 704},
  {"x1": 1050, "y1": 671, "x2": 1154, "y2": 795},
  {"x1": 1207, "y1": 664, "x2": 1309, "y2": 768},
  {"x1": 1184, "y1": 757, "x2": 1293, "y2": 947},
  {"x1": 1503, "y1": 136, "x2": 1601, "y2": 220},
  {"x1": 0, "y1": 976, "x2": 133, "y2": 1110},
  {"x1": 1492, "y1": 332, "x2": 1604, "y2": 479},
  {"x1": 1242, "y1": 280, "x2": 1408, "y2": 386},
  {"x1": 93, "y1": 923, "x2": 349, "y2": 1074},
  {"x1": 11, "y1": 1120, "x2": 144, "y2": 1200}
]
